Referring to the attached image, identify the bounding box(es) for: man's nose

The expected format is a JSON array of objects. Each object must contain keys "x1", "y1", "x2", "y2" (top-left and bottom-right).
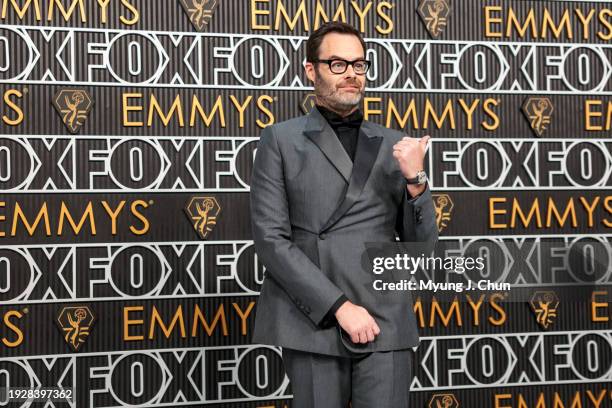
[{"x1": 344, "y1": 64, "x2": 357, "y2": 78}]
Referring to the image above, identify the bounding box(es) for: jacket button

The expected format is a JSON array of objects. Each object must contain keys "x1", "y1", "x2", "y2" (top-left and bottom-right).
[{"x1": 319, "y1": 233, "x2": 327, "y2": 240}]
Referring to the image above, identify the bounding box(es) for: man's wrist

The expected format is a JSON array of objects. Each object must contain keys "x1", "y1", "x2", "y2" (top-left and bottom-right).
[
  {"x1": 405, "y1": 170, "x2": 427, "y2": 184},
  {"x1": 330, "y1": 294, "x2": 349, "y2": 316},
  {"x1": 407, "y1": 183, "x2": 426, "y2": 199}
]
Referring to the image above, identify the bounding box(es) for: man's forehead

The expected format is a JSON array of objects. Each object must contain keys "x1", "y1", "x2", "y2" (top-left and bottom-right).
[{"x1": 318, "y1": 33, "x2": 364, "y2": 59}]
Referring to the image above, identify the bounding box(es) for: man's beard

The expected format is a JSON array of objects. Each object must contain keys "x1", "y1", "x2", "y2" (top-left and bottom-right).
[{"x1": 314, "y1": 74, "x2": 364, "y2": 110}]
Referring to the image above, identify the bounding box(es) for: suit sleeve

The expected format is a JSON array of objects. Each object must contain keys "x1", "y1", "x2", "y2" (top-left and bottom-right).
[
  {"x1": 396, "y1": 182, "x2": 439, "y2": 243},
  {"x1": 250, "y1": 126, "x2": 345, "y2": 327},
  {"x1": 318, "y1": 294, "x2": 349, "y2": 329}
]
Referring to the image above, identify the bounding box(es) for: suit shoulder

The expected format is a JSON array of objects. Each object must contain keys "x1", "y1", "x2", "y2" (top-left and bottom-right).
[
  {"x1": 365, "y1": 121, "x2": 406, "y2": 142},
  {"x1": 262, "y1": 116, "x2": 308, "y2": 139}
]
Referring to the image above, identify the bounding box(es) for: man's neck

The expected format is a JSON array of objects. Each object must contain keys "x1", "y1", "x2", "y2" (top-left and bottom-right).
[{"x1": 315, "y1": 98, "x2": 359, "y2": 118}]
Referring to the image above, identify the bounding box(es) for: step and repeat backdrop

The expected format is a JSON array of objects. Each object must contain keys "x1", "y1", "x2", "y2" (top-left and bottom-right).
[{"x1": 0, "y1": 0, "x2": 611, "y2": 407}]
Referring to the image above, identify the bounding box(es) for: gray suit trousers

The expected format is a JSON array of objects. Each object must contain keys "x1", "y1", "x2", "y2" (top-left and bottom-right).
[{"x1": 282, "y1": 347, "x2": 412, "y2": 408}]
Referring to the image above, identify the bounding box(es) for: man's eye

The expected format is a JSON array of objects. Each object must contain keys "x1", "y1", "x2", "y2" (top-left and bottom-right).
[
  {"x1": 354, "y1": 62, "x2": 365, "y2": 69},
  {"x1": 331, "y1": 62, "x2": 346, "y2": 69}
]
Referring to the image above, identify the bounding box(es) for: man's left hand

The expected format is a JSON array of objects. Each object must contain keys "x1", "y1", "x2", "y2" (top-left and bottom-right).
[{"x1": 393, "y1": 135, "x2": 430, "y2": 197}]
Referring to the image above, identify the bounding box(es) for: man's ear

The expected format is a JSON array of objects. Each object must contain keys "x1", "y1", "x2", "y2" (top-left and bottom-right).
[{"x1": 304, "y1": 62, "x2": 315, "y2": 84}]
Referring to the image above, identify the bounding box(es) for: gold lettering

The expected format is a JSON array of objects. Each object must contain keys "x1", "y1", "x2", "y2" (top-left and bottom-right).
[
  {"x1": 489, "y1": 197, "x2": 507, "y2": 229},
  {"x1": 511, "y1": 198, "x2": 542, "y2": 228},
  {"x1": 232, "y1": 302, "x2": 255, "y2": 336},
  {"x1": 430, "y1": 297, "x2": 461, "y2": 327},
  {"x1": 482, "y1": 98, "x2": 500, "y2": 130},
  {"x1": 192, "y1": 304, "x2": 228, "y2": 336},
  {"x1": 2, "y1": 89, "x2": 23, "y2": 126},
  {"x1": 350, "y1": 0, "x2": 371, "y2": 33},
  {"x1": 575, "y1": 9, "x2": 596, "y2": 39},
  {"x1": 489, "y1": 293, "x2": 506, "y2": 325},
  {"x1": 413, "y1": 298, "x2": 425, "y2": 328},
  {"x1": 585, "y1": 100, "x2": 612, "y2": 131},
  {"x1": 0, "y1": 201, "x2": 5, "y2": 237},
  {"x1": 124, "y1": 306, "x2": 144, "y2": 341},
  {"x1": 375, "y1": 2, "x2": 393, "y2": 35},
  {"x1": 604, "y1": 196, "x2": 612, "y2": 228},
  {"x1": 129, "y1": 200, "x2": 150, "y2": 235},
  {"x1": 580, "y1": 196, "x2": 600, "y2": 227},
  {"x1": 494, "y1": 394, "x2": 512, "y2": 408},
  {"x1": 591, "y1": 291, "x2": 609, "y2": 322},
  {"x1": 541, "y1": 8, "x2": 572, "y2": 39},
  {"x1": 96, "y1": 0, "x2": 110, "y2": 23},
  {"x1": 587, "y1": 390, "x2": 607, "y2": 408},
  {"x1": 387, "y1": 99, "x2": 418, "y2": 129},
  {"x1": 458, "y1": 99, "x2": 479, "y2": 130},
  {"x1": 250, "y1": 0, "x2": 270, "y2": 29},
  {"x1": 506, "y1": 8, "x2": 537, "y2": 37},
  {"x1": 274, "y1": 0, "x2": 308, "y2": 31},
  {"x1": 11, "y1": 202, "x2": 51, "y2": 236},
  {"x1": 122, "y1": 93, "x2": 143, "y2": 127},
  {"x1": 546, "y1": 197, "x2": 577, "y2": 227},
  {"x1": 147, "y1": 94, "x2": 184, "y2": 127},
  {"x1": 101, "y1": 201, "x2": 126, "y2": 235},
  {"x1": 256, "y1": 95, "x2": 275, "y2": 128},
  {"x1": 331, "y1": 0, "x2": 346, "y2": 22},
  {"x1": 599, "y1": 9, "x2": 612, "y2": 41},
  {"x1": 363, "y1": 97, "x2": 383, "y2": 121},
  {"x1": 57, "y1": 201, "x2": 96, "y2": 235},
  {"x1": 423, "y1": 99, "x2": 455, "y2": 129},
  {"x1": 2, "y1": 0, "x2": 41, "y2": 20},
  {"x1": 585, "y1": 100, "x2": 603, "y2": 131},
  {"x1": 229, "y1": 95, "x2": 252, "y2": 128},
  {"x1": 47, "y1": 0, "x2": 86, "y2": 22},
  {"x1": 313, "y1": 2, "x2": 330, "y2": 29},
  {"x1": 2, "y1": 311, "x2": 24, "y2": 347},
  {"x1": 312, "y1": 1, "x2": 349, "y2": 29},
  {"x1": 119, "y1": 0, "x2": 139, "y2": 25},
  {"x1": 190, "y1": 95, "x2": 225, "y2": 127},
  {"x1": 484, "y1": 6, "x2": 503, "y2": 38},
  {"x1": 149, "y1": 305, "x2": 186, "y2": 339},
  {"x1": 466, "y1": 295, "x2": 485, "y2": 326}
]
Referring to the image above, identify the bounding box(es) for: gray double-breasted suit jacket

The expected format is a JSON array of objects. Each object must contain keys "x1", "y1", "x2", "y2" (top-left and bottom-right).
[{"x1": 249, "y1": 106, "x2": 438, "y2": 356}]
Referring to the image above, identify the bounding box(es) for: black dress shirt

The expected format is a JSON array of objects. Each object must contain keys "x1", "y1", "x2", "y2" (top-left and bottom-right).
[
  {"x1": 314, "y1": 104, "x2": 364, "y2": 327},
  {"x1": 315, "y1": 104, "x2": 363, "y2": 162}
]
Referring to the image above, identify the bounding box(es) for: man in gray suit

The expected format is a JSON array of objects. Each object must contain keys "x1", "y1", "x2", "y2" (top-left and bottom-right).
[{"x1": 250, "y1": 22, "x2": 438, "y2": 407}]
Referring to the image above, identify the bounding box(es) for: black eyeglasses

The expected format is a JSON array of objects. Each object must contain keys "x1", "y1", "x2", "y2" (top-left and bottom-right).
[{"x1": 310, "y1": 58, "x2": 371, "y2": 75}]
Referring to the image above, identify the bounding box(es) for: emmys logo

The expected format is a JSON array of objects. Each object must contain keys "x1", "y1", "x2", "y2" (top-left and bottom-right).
[
  {"x1": 301, "y1": 93, "x2": 317, "y2": 114},
  {"x1": 179, "y1": 0, "x2": 218, "y2": 31},
  {"x1": 429, "y1": 393, "x2": 459, "y2": 408},
  {"x1": 185, "y1": 196, "x2": 221, "y2": 239},
  {"x1": 418, "y1": 0, "x2": 451, "y2": 38},
  {"x1": 52, "y1": 89, "x2": 93, "y2": 133},
  {"x1": 529, "y1": 291, "x2": 559, "y2": 329},
  {"x1": 56, "y1": 306, "x2": 95, "y2": 351},
  {"x1": 432, "y1": 194, "x2": 453, "y2": 233},
  {"x1": 522, "y1": 97, "x2": 554, "y2": 137}
]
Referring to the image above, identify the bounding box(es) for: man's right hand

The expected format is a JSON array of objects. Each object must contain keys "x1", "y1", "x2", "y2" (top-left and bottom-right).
[{"x1": 334, "y1": 301, "x2": 380, "y2": 344}]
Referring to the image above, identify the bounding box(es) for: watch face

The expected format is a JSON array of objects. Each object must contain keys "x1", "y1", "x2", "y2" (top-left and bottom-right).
[{"x1": 417, "y1": 171, "x2": 427, "y2": 184}]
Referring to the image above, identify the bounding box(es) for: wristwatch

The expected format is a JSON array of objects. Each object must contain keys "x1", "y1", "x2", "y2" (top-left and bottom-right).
[{"x1": 406, "y1": 170, "x2": 427, "y2": 185}]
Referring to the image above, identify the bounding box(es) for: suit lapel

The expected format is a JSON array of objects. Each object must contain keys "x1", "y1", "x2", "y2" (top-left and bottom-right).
[
  {"x1": 321, "y1": 121, "x2": 383, "y2": 232},
  {"x1": 304, "y1": 108, "x2": 353, "y2": 183}
]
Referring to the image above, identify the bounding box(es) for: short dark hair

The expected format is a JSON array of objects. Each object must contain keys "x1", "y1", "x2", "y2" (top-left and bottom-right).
[{"x1": 306, "y1": 22, "x2": 367, "y2": 62}]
